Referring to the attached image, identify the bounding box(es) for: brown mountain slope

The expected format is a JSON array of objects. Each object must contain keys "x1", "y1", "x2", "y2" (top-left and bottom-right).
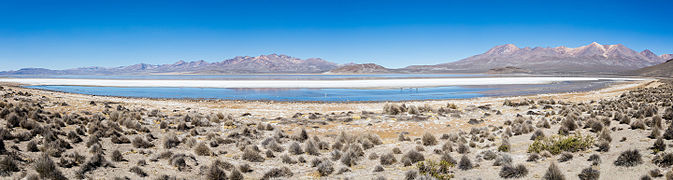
[
  {"x1": 628, "y1": 59, "x2": 673, "y2": 77},
  {"x1": 326, "y1": 63, "x2": 391, "y2": 74}
]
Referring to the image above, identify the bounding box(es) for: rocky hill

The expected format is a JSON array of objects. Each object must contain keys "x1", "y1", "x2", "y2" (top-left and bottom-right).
[
  {"x1": 326, "y1": 63, "x2": 391, "y2": 74},
  {"x1": 627, "y1": 59, "x2": 673, "y2": 77}
]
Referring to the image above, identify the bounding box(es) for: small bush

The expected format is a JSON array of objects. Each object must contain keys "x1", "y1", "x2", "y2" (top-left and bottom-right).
[
  {"x1": 288, "y1": 142, "x2": 303, "y2": 155},
  {"x1": 111, "y1": 150, "x2": 124, "y2": 162},
  {"x1": 405, "y1": 170, "x2": 418, "y2": 180},
  {"x1": 543, "y1": 163, "x2": 565, "y2": 180},
  {"x1": 614, "y1": 149, "x2": 642, "y2": 167},
  {"x1": 242, "y1": 147, "x2": 264, "y2": 162},
  {"x1": 422, "y1": 132, "x2": 437, "y2": 146},
  {"x1": 373, "y1": 165, "x2": 384, "y2": 172},
  {"x1": 239, "y1": 163, "x2": 252, "y2": 173},
  {"x1": 194, "y1": 142, "x2": 212, "y2": 156},
  {"x1": 652, "y1": 152, "x2": 673, "y2": 167},
  {"x1": 558, "y1": 152, "x2": 573, "y2": 162},
  {"x1": 379, "y1": 153, "x2": 397, "y2": 165},
  {"x1": 561, "y1": 118, "x2": 577, "y2": 131},
  {"x1": 316, "y1": 160, "x2": 334, "y2": 176},
  {"x1": 493, "y1": 154, "x2": 512, "y2": 166},
  {"x1": 527, "y1": 153, "x2": 540, "y2": 162},
  {"x1": 34, "y1": 154, "x2": 66, "y2": 180},
  {"x1": 588, "y1": 154, "x2": 601, "y2": 165},
  {"x1": 578, "y1": 167, "x2": 599, "y2": 180},
  {"x1": 262, "y1": 167, "x2": 293, "y2": 180},
  {"x1": 457, "y1": 143, "x2": 470, "y2": 154},
  {"x1": 631, "y1": 119, "x2": 646, "y2": 130},
  {"x1": 230, "y1": 168, "x2": 243, "y2": 180},
  {"x1": 416, "y1": 160, "x2": 454, "y2": 179},
  {"x1": 458, "y1": 155, "x2": 472, "y2": 170},
  {"x1": 596, "y1": 140, "x2": 610, "y2": 152},
  {"x1": 403, "y1": 150, "x2": 425, "y2": 164},
  {"x1": 499, "y1": 164, "x2": 528, "y2": 178},
  {"x1": 498, "y1": 138, "x2": 510, "y2": 152},
  {"x1": 281, "y1": 154, "x2": 296, "y2": 164},
  {"x1": 528, "y1": 133, "x2": 594, "y2": 155},
  {"x1": 340, "y1": 151, "x2": 358, "y2": 167},
  {"x1": 664, "y1": 126, "x2": 673, "y2": 140},
  {"x1": 0, "y1": 156, "x2": 19, "y2": 176},
  {"x1": 531, "y1": 129, "x2": 545, "y2": 140},
  {"x1": 163, "y1": 134, "x2": 180, "y2": 149},
  {"x1": 393, "y1": 147, "x2": 402, "y2": 154},
  {"x1": 129, "y1": 166, "x2": 147, "y2": 177},
  {"x1": 304, "y1": 140, "x2": 320, "y2": 156},
  {"x1": 132, "y1": 137, "x2": 153, "y2": 148},
  {"x1": 27, "y1": 141, "x2": 39, "y2": 152}
]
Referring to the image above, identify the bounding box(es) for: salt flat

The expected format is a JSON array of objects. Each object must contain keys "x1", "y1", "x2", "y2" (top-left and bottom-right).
[{"x1": 0, "y1": 77, "x2": 643, "y2": 88}]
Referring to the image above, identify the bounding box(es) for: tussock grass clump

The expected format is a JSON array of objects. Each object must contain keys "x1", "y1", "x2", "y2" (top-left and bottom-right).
[
  {"x1": 457, "y1": 143, "x2": 470, "y2": 154},
  {"x1": 458, "y1": 155, "x2": 472, "y2": 170},
  {"x1": 230, "y1": 168, "x2": 244, "y2": 180},
  {"x1": 614, "y1": 149, "x2": 642, "y2": 167},
  {"x1": 111, "y1": 150, "x2": 124, "y2": 162},
  {"x1": 652, "y1": 137, "x2": 666, "y2": 152},
  {"x1": 578, "y1": 167, "x2": 599, "y2": 180},
  {"x1": 652, "y1": 152, "x2": 673, "y2": 167},
  {"x1": 588, "y1": 154, "x2": 601, "y2": 165},
  {"x1": 129, "y1": 166, "x2": 147, "y2": 177},
  {"x1": 543, "y1": 163, "x2": 565, "y2": 180},
  {"x1": 558, "y1": 152, "x2": 573, "y2": 162},
  {"x1": 499, "y1": 164, "x2": 528, "y2": 178},
  {"x1": 111, "y1": 135, "x2": 130, "y2": 144},
  {"x1": 132, "y1": 137, "x2": 154, "y2": 148},
  {"x1": 493, "y1": 154, "x2": 512, "y2": 166},
  {"x1": 416, "y1": 159, "x2": 454, "y2": 179},
  {"x1": 421, "y1": 132, "x2": 437, "y2": 146},
  {"x1": 373, "y1": 165, "x2": 384, "y2": 172},
  {"x1": 262, "y1": 167, "x2": 293, "y2": 180},
  {"x1": 27, "y1": 140, "x2": 39, "y2": 152},
  {"x1": 0, "y1": 156, "x2": 19, "y2": 176},
  {"x1": 34, "y1": 154, "x2": 67, "y2": 180},
  {"x1": 288, "y1": 142, "x2": 303, "y2": 155},
  {"x1": 596, "y1": 140, "x2": 610, "y2": 152},
  {"x1": 380, "y1": 153, "x2": 397, "y2": 165},
  {"x1": 163, "y1": 134, "x2": 180, "y2": 149},
  {"x1": 531, "y1": 129, "x2": 545, "y2": 140},
  {"x1": 194, "y1": 142, "x2": 212, "y2": 156},
  {"x1": 207, "y1": 162, "x2": 227, "y2": 180},
  {"x1": 393, "y1": 147, "x2": 402, "y2": 154},
  {"x1": 631, "y1": 119, "x2": 646, "y2": 130},
  {"x1": 304, "y1": 140, "x2": 320, "y2": 156},
  {"x1": 281, "y1": 154, "x2": 296, "y2": 164},
  {"x1": 528, "y1": 133, "x2": 594, "y2": 155},
  {"x1": 561, "y1": 118, "x2": 577, "y2": 131},
  {"x1": 599, "y1": 129, "x2": 611, "y2": 142},
  {"x1": 527, "y1": 153, "x2": 540, "y2": 162},
  {"x1": 405, "y1": 170, "x2": 418, "y2": 180},
  {"x1": 650, "y1": 127, "x2": 661, "y2": 139},
  {"x1": 403, "y1": 150, "x2": 425, "y2": 164},
  {"x1": 498, "y1": 138, "x2": 510, "y2": 152},
  {"x1": 317, "y1": 161, "x2": 334, "y2": 176},
  {"x1": 242, "y1": 147, "x2": 264, "y2": 162}
]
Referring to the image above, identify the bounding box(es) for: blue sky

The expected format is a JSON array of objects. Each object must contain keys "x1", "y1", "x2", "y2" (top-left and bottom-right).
[{"x1": 1, "y1": 0, "x2": 672, "y2": 71}]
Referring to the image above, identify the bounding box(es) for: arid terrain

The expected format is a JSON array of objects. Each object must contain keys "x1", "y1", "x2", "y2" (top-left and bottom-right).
[{"x1": 1, "y1": 79, "x2": 673, "y2": 180}]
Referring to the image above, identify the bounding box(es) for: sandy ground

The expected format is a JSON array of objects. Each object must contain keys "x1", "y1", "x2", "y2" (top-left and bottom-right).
[{"x1": 0, "y1": 79, "x2": 667, "y2": 180}]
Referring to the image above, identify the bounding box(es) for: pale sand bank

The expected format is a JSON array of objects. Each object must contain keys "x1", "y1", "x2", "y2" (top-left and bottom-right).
[{"x1": 0, "y1": 77, "x2": 644, "y2": 88}]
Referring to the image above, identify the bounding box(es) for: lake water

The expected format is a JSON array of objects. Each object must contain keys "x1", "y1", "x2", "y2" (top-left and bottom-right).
[
  {"x1": 4, "y1": 74, "x2": 483, "y2": 80},
  {"x1": 13, "y1": 74, "x2": 629, "y2": 102}
]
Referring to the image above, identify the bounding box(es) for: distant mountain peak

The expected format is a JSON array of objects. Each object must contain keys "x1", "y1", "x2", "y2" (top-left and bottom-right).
[{"x1": 485, "y1": 44, "x2": 519, "y2": 55}]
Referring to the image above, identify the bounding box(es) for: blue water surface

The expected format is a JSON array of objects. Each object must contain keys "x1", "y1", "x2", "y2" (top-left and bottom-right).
[{"x1": 26, "y1": 85, "x2": 489, "y2": 102}]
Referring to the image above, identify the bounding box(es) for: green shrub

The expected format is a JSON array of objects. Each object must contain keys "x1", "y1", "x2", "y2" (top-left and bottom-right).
[
  {"x1": 528, "y1": 133, "x2": 594, "y2": 155},
  {"x1": 416, "y1": 159, "x2": 454, "y2": 180}
]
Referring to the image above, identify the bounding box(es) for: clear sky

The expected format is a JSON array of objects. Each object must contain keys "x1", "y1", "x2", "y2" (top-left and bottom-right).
[{"x1": 1, "y1": 0, "x2": 672, "y2": 71}]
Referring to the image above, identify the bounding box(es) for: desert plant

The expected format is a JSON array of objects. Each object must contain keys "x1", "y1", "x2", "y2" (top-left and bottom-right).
[
  {"x1": 653, "y1": 137, "x2": 666, "y2": 153},
  {"x1": 631, "y1": 119, "x2": 646, "y2": 130},
  {"x1": 498, "y1": 138, "x2": 510, "y2": 152},
  {"x1": 403, "y1": 150, "x2": 425, "y2": 164},
  {"x1": 458, "y1": 155, "x2": 472, "y2": 170},
  {"x1": 596, "y1": 140, "x2": 610, "y2": 152},
  {"x1": 393, "y1": 147, "x2": 402, "y2": 154},
  {"x1": 34, "y1": 154, "x2": 67, "y2": 180},
  {"x1": 132, "y1": 136, "x2": 153, "y2": 148},
  {"x1": 163, "y1": 134, "x2": 180, "y2": 149},
  {"x1": 373, "y1": 165, "x2": 384, "y2": 172},
  {"x1": 230, "y1": 168, "x2": 243, "y2": 180},
  {"x1": 457, "y1": 143, "x2": 470, "y2": 154},
  {"x1": 111, "y1": 150, "x2": 124, "y2": 162},
  {"x1": 499, "y1": 164, "x2": 528, "y2": 178},
  {"x1": 652, "y1": 152, "x2": 673, "y2": 167},
  {"x1": 578, "y1": 167, "x2": 599, "y2": 180},
  {"x1": 614, "y1": 149, "x2": 642, "y2": 167},
  {"x1": 0, "y1": 156, "x2": 19, "y2": 176},
  {"x1": 416, "y1": 159, "x2": 454, "y2": 179},
  {"x1": 493, "y1": 154, "x2": 512, "y2": 166},
  {"x1": 304, "y1": 140, "x2": 320, "y2": 156},
  {"x1": 288, "y1": 142, "x2": 303, "y2": 155},
  {"x1": 405, "y1": 170, "x2": 418, "y2": 180},
  {"x1": 531, "y1": 129, "x2": 545, "y2": 140},
  {"x1": 194, "y1": 142, "x2": 212, "y2": 156},
  {"x1": 422, "y1": 132, "x2": 437, "y2": 146},
  {"x1": 528, "y1": 133, "x2": 594, "y2": 155},
  {"x1": 527, "y1": 153, "x2": 540, "y2": 162},
  {"x1": 129, "y1": 166, "x2": 147, "y2": 177},
  {"x1": 281, "y1": 154, "x2": 296, "y2": 164},
  {"x1": 588, "y1": 154, "x2": 601, "y2": 166},
  {"x1": 242, "y1": 147, "x2": 264, "y2": 162},
  {"x1": 317, "y1": 161, "x2": 334, "y2": 176},
  {"x1": 380, "y1": 153, "x2": 397, "y2": 165},
  {"x1": 262, "y1": 167, "x2": 293, "y2": 180},
  {"x1": 558, "y1": 152, "x2": 573, "y2": 162},
  {"x1": 543, "y1": 162, "x2": 565, "y2": 180},
  {"x1": 650, "y1": 127, "x2": 661, "y2": 139}
]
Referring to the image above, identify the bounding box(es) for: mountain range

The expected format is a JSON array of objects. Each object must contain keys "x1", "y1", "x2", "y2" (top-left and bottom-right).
[
  {"x1": 1, "y1": 42, "x2": 671, "y2": 75},
  {"x1": 402, "y1": 42, "x2": 672, "y2": 74}
]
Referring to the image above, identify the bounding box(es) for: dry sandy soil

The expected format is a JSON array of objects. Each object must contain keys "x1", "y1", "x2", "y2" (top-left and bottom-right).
[{"x1": 0, "y1": 79, "x2": 672, "y2": 180}]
